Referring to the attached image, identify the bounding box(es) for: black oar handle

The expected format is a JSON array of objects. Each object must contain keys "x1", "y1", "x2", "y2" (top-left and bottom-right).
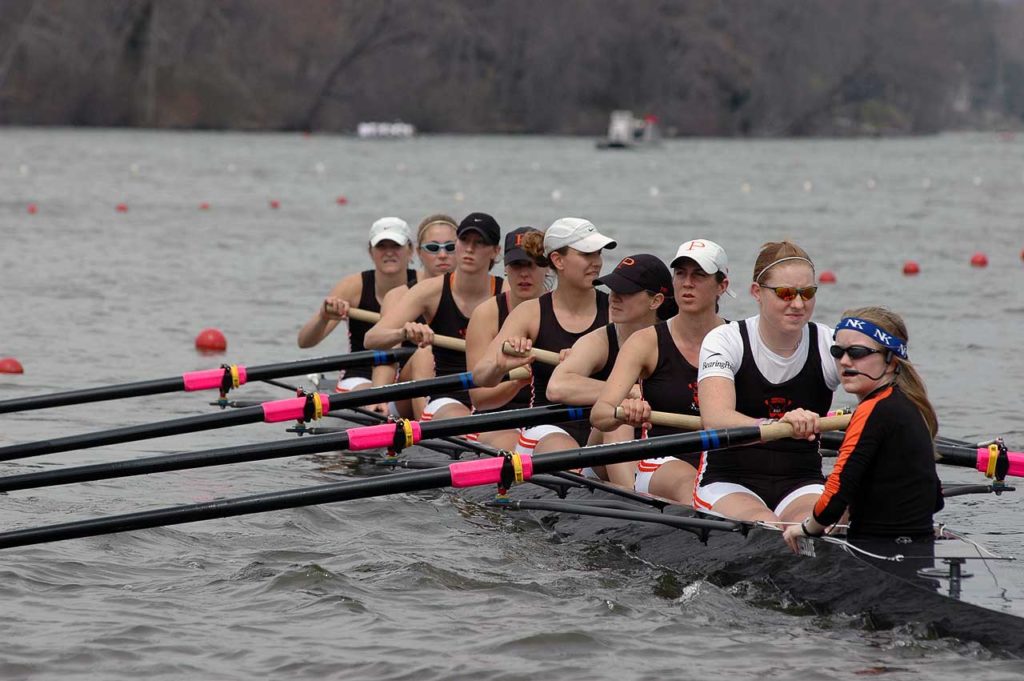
[{"x1": 0, "y1": 349, "x2": 414, "y2": 414}]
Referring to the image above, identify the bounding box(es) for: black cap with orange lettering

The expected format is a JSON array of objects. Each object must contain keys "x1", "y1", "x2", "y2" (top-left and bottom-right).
[{"x1": 594, "y1": 254, "x2": 678, "y2": 319}]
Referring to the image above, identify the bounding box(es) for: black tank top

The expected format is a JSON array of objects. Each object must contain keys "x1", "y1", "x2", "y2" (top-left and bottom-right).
[
  {"x1": 531, "y1": 290, "x2": 609, "y2": 445},
  {"x1": 701, "y1": 321, "x2": 834, "y2": 484},
  {"x1": 346, "y1": 269, "x2": 417, "y2": 380},
  {"x1": 429, "y1": 272, "x2": 503, "y2": 404},
  {"x1": 590, "y1": 324, "x2": 620, "y2": 382},
  {"x1": 641, "y1": 322, "x2": 700, "y2": 439},
  {"x1": 495, "y1": 292, "x2": 532, "y2": 411}
]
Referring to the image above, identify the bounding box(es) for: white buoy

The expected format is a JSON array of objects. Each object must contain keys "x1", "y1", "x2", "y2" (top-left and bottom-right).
[
  {"x1": 314, "y1": 162, "x2": 326, "y2": 174},
  {"x1": 130, "y1": 163, "x2": 140, "y2": 174},
  {"x1": 18, "y1": 164, "x2": 29, "y2": 176},
  {"x1": 803, "y1": 180, "x2": 813, "y2": 193},
  {"x1": 649, "y1": 186, "x2": 660, "y2": 197},
  {"x1": 551, "y1": 189, "x2": 562, "y2": 201},
  {"x1": 972, "y1": 176, "x2": 982, "y2": 186},
  {"x1": 454, "y1": 191, "x2": 465, "y2": 203},
  {"x1": 741, "y1": 182, "x2": 752, "y2": 194},
  {"x1": 866, "y1": 178, "x2": 877, "y2": 189}
]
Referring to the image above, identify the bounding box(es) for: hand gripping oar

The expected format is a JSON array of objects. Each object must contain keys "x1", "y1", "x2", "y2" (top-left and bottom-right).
[
  {"x1": 0, "y1": 367, "x2": 530, "y2": 462},
  {"x1": 347, "y1": 307, "x2": 470, "y2": 355},
  {"x1": 613, "y1": 407, "x2": 702, "y2": 430},
  {"x1": 0, "y1": 404, "x2": 589, "y2": 492},
  {"x1": 0, "y1": 348, "x2": 414, "y2": 415},
  {"x1": 0, "y1": 415, "x2": 851, "y2": 550}
]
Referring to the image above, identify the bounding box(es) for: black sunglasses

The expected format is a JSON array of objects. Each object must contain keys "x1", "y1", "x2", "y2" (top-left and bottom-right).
[
  {"x1": 421, "y1": 241, "x2": 456, "y2": 253},
  {"x1": 760, "y1": 284, "x2": 818, "y2": 302},
  {"x1": 830, "y1": 344, "x2": 884, "y2": 360}
]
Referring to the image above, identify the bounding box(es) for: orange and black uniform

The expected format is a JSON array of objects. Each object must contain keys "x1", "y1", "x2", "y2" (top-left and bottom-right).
[
  {"x1": 347, "y1": 269, "x2": 418, "y2": 380},
  {"x1": 813, "y1": 384, "x2": 943, "y2": 540},
  {"x1": 639, "y1": 322, "x2": 702, "y2": 467}
]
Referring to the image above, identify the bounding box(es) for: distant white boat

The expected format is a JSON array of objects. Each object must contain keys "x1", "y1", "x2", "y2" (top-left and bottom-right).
[
  {"x1": 357, "y1": 121, "x2": 416, "y2": 139},
  {"x1": 597, "y1": 110, "x2": 660, "y2": 149}
]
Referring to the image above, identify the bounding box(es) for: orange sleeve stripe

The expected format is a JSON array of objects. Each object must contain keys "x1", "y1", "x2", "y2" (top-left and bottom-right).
[{"x1": 814, "y1": 386, "x2": 892, "y2": 517}]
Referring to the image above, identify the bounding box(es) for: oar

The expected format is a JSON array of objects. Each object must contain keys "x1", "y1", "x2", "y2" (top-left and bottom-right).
[
  {"x1": 0, "y1": 415, "x2": 851, "y2": 550},
  {"x1": 500, "y1": 341, "x2": 561, "y2": 365},
  {"x1": 348, "y1": 308, "x2": 471, "y2": 355},
  {"x1": 0, "y1": 348, "x2": 414, "y2": 415},
  {"x1": 613, "y1": 407, "x2": 701, "y2": 430},
  {"x1": 0, "y1": 404, "x2": 588, "y2": 492},
  {"x1": 0, "y1": 367, "x2": 530, "y2": 462}
]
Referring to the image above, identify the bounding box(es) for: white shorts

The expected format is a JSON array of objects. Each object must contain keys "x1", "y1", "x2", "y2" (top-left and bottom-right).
[
  {"x1": 693, "y1": 482, "x2": 824, "y2": 517},
  {"x1": 335, "y1": 376, "x2": 372, "y2": 392},
  {"x1": 514, "y1": 424, "x2": 572, "y2": 456},
  {"x1": 422, "y1": 397, "x2": 477, "y2": 440},
  {"x1": 634, "y1": 456, "x2": 675, "y2": 494}
]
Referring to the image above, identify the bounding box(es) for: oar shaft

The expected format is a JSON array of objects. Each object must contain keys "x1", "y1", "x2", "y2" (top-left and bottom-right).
[
  {"x1": 613, "y1": 407, "x2": 701, "y2": 430},
  {"x1": 348, "y1": 308, "x2": 468, "y2": 354},
  {"x1": 0, "y1": 348, "x2": 413, "y2": 414}
]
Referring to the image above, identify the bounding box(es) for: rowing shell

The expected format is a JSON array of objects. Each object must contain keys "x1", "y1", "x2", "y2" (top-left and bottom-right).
[{"x1": 333, "y1": 421, "x2": 1024, "y2": 657}]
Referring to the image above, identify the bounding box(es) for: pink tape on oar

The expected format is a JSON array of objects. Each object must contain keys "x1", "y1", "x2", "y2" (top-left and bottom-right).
[
  {"x1": 449, "y1": 455, "x2": 534, "y2": 488},
  {"x1": 976, "y1": 448, "x2": 1024, "y2": 478},
  {"x1": 182, "y1": 366, "x2": 249, "y2": 391},
  {"x1": 346, "y1": 422, "x2": 423, "y2": 451},
  {"x1": 260, "y1": 393, "x2": 331, "y2": 422}
]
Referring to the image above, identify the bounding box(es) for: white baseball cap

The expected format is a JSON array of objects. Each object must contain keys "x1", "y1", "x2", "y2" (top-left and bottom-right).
[
  {"x1": 670, "y1": 239, "x2": 737, "y2": 297},
  {"x1": 368, "y1": 217, "x2": 411, "y2": 246},
  {"x1": 543, "y1": 217, "x2": 617, "y2": 256}
]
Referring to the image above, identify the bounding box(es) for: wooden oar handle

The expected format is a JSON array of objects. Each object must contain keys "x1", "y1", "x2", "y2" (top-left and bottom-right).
[
  {"x1": 613, "y1": 407, "x2": 702, "y2": 430},
  {"x1": 508, "y1": 367, "x2": 532, "y2": 381},
  {"x1": 349, "y1": 307, "x2": 467, "y2": 352},
  {"x1": 501, "y1": 340, "x2": 561, "y2": 366},
  {"x1": 759, "y1": 414, "x2": 852, "y2": 441}
]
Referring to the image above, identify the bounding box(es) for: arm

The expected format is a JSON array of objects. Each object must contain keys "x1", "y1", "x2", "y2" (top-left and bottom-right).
[
  {"x1": 546, "y1": 328, "x2": 610, "y2": 406},
  {"x1": 696, "y1": 325, "x2": 753, "y2": 429},
  {"x1": 363, "y1": 278, "x2": 440, "y2": 349},
  {"x1": 591, "y1": 328, "x2": 655, "y2": 431},
  {"x1": 466, "y1": 300, "x2": 531, "y2": 411},
  {"x1": 296, "y1": 274, "x2": 361, "y2": 348},
  {"x1": 471, "y1": 300, "x2": 541, "y2": 388}
]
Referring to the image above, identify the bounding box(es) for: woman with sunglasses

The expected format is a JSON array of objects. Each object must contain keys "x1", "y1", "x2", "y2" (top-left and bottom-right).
[
  {"x1": 472, "y1": 217, "x2": 616, "y2": 455},
  {"x1": 365, "y1": 212, "x2": 503, "y2": 420},
  {"x1": 783, "y1": 307, "x2": 942, "y2": 552},
  {"x1": 591, "y1": 240, "x2": 732, "y2": 501},
  {"x1": 695, "y1": 241, "x2": 840, "y2": 524},
  {"x1": 415, "y1": 214, "x2": 458, "y2": 277},
  {"x1": 297, "y1": 217, "x2": 422, "y2": 393},
  {"x1": 461, "y1": 227, "x2": 551, "y2": 446},
  {"x1": 548, "y1": 253, "x2": 678, "y2": 487}
]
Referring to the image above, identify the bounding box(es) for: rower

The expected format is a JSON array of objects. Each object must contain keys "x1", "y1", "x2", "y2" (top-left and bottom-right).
[
  {"x1": 783, "y1": 307, "x2": 943, "y2": 551},
  {"x1": 472, "y1": 217, "x2": 616, "y2": 455},
  {"x1": 296, "y1": 217, "x2": 421, "y2": 394},
  {"x1": 548, "y1": 253, "x2": 677, "y2": 487},
  {"x1": 591, "y1": 240, "x2": 732, "y2": 501},
  {"x1": 364, "y1": 212, "x2": 503, "y2": 420},
  {"x1": 465, "y1": 227, "x2": 550, "y2": 449},
  {"x1": 696, "y1": 241, "x2": 840, "y2": 524}
]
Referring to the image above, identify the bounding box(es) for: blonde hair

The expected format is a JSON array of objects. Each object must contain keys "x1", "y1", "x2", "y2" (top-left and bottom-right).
[
  {"x1": 416, "y1": 214, "x2": 457, "y2": 244},
  {"x1": 841, "y1": 306, "x2": 938, "y2": 439},
  {"x1": 753, "y1": 241, "x2": 814, "y2": 283}
]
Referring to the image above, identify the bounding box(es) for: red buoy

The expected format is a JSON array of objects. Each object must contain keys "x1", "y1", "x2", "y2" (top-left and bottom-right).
[
  {"x1": 116, "y1": 203, "x2": 128, "y2": 213},
  {"x1": 818, "y1": 270, "x2": 837, "y2": 284},
  {"x1": 902, "y1": 261, "x2": 921, "y2": 276},
  {"x1": 269, "y1": 199, "x2": 280, "y2": 209},
  {"x1": 195, "y1": 328, "x2": 227, "y2": 353},
  {"x1": 0, "y1": 357, "x2": 24, "y2": 374},
  {"x1": 199, "y1": 202, "x2": 211, "y2": 210},
  {"x1": 27, "y1": 203, "x2": 38, "y2": 215},
  {"x1": 1020, "y1": 248, "x2": 1024, "y2": 262},
  {"x1": 970, "y1": 252, "x2": 988, "y2": 268},
  {"x1": 335, "y1": 196, "x2": 349, "y2": 206}
]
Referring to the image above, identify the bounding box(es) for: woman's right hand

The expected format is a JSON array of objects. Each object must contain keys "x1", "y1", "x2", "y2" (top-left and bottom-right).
[
  {"x1": 321, "y1": 297, "x2": 349, "y2": 321},
  {"x1": 617, "y1": 397, "x2": 652, "y2": 429},
  {"x1": 402, "y1": 322, "x2": 435, "y2": 348}
]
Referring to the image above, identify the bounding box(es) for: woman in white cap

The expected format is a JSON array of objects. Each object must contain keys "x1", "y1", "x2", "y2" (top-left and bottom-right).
[
  {"x1": 548, "y1": 253, "x2": 677, "y2": 487},
  {"x1": 590, "y1": 240, "x2": 732, "y2": 501},
  {"x1": 696, "y1": 240, "x2": 840, "y2": 524},
  {"x1": 472, "y1": 217, "x2": 616, "y2": 455},
  {"x1": 297, "y1": 217, "x2": 421, "y2": 393},
  {"x1": 365, "y1": 212, "x2": 503, "y2": 420}
]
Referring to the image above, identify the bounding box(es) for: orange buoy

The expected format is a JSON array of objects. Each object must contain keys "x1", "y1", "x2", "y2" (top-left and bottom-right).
[
  {"x1": 27, "y1": 203, "x2": 38, "y2": 215},
  {"x1": 970, "y1": 252, "x2": 988, "y2": 268},
  {"x1": 0, "y1": 357, "x2": 24, "y2": 374},
  {"x1": 195, "y1": 328, "x2": 227, "y2": 353},
  {"x1": 818, "y1": 270, "x2": 837, "y2": 284},
  {"x1": 902, "y1": 261, "x2": 921, "y2": 276},
  {"x1": 335, "y1": 196, "x2": 349, "y2": 206},
  {"x1": 269, "y1": 199, "x2": 280, "y2": 209},
  {"x1": 199, "y1": 202, "x2": 211, "y2": 210}
]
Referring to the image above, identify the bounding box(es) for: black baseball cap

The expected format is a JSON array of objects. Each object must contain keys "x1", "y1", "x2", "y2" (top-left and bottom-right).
[
  {"x1": 594, "y1": 253, "x2": 678, "y2": 319},
  {"x1": 504, "y1": 226, "x2": 539, "y2": 264},
  {"x1": 456, "y1": 212, "x2": 501, "y2": 246}
]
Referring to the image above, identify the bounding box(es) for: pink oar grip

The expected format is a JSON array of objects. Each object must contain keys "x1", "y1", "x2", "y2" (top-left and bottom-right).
[
  {"x1": 976, "y1": 448, "x2": 1024, "y2": 478},
  {"x1": 260, "y1": 393, "x2": 332, "y2": 422},
  {"x1": 182, "y1": 366, "x2": 249, "y2": 391},
  {"x1": 347, "y1": 422, "x2": 423, "y2": 451},
  {"x1": 449, "y1": 455, "x2": 534, "y2": 488}
]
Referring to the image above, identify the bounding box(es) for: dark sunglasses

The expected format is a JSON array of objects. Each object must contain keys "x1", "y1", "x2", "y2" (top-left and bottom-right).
[
  {"x1": 760, "y1": 284, "x2": 818, "y2": 302},
  {"x1": 829, "y1": 344, "x2": 884, "y2": 360},
  {"x1": 420, "y1": 241, "x2": 456, "y2": 253}
]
